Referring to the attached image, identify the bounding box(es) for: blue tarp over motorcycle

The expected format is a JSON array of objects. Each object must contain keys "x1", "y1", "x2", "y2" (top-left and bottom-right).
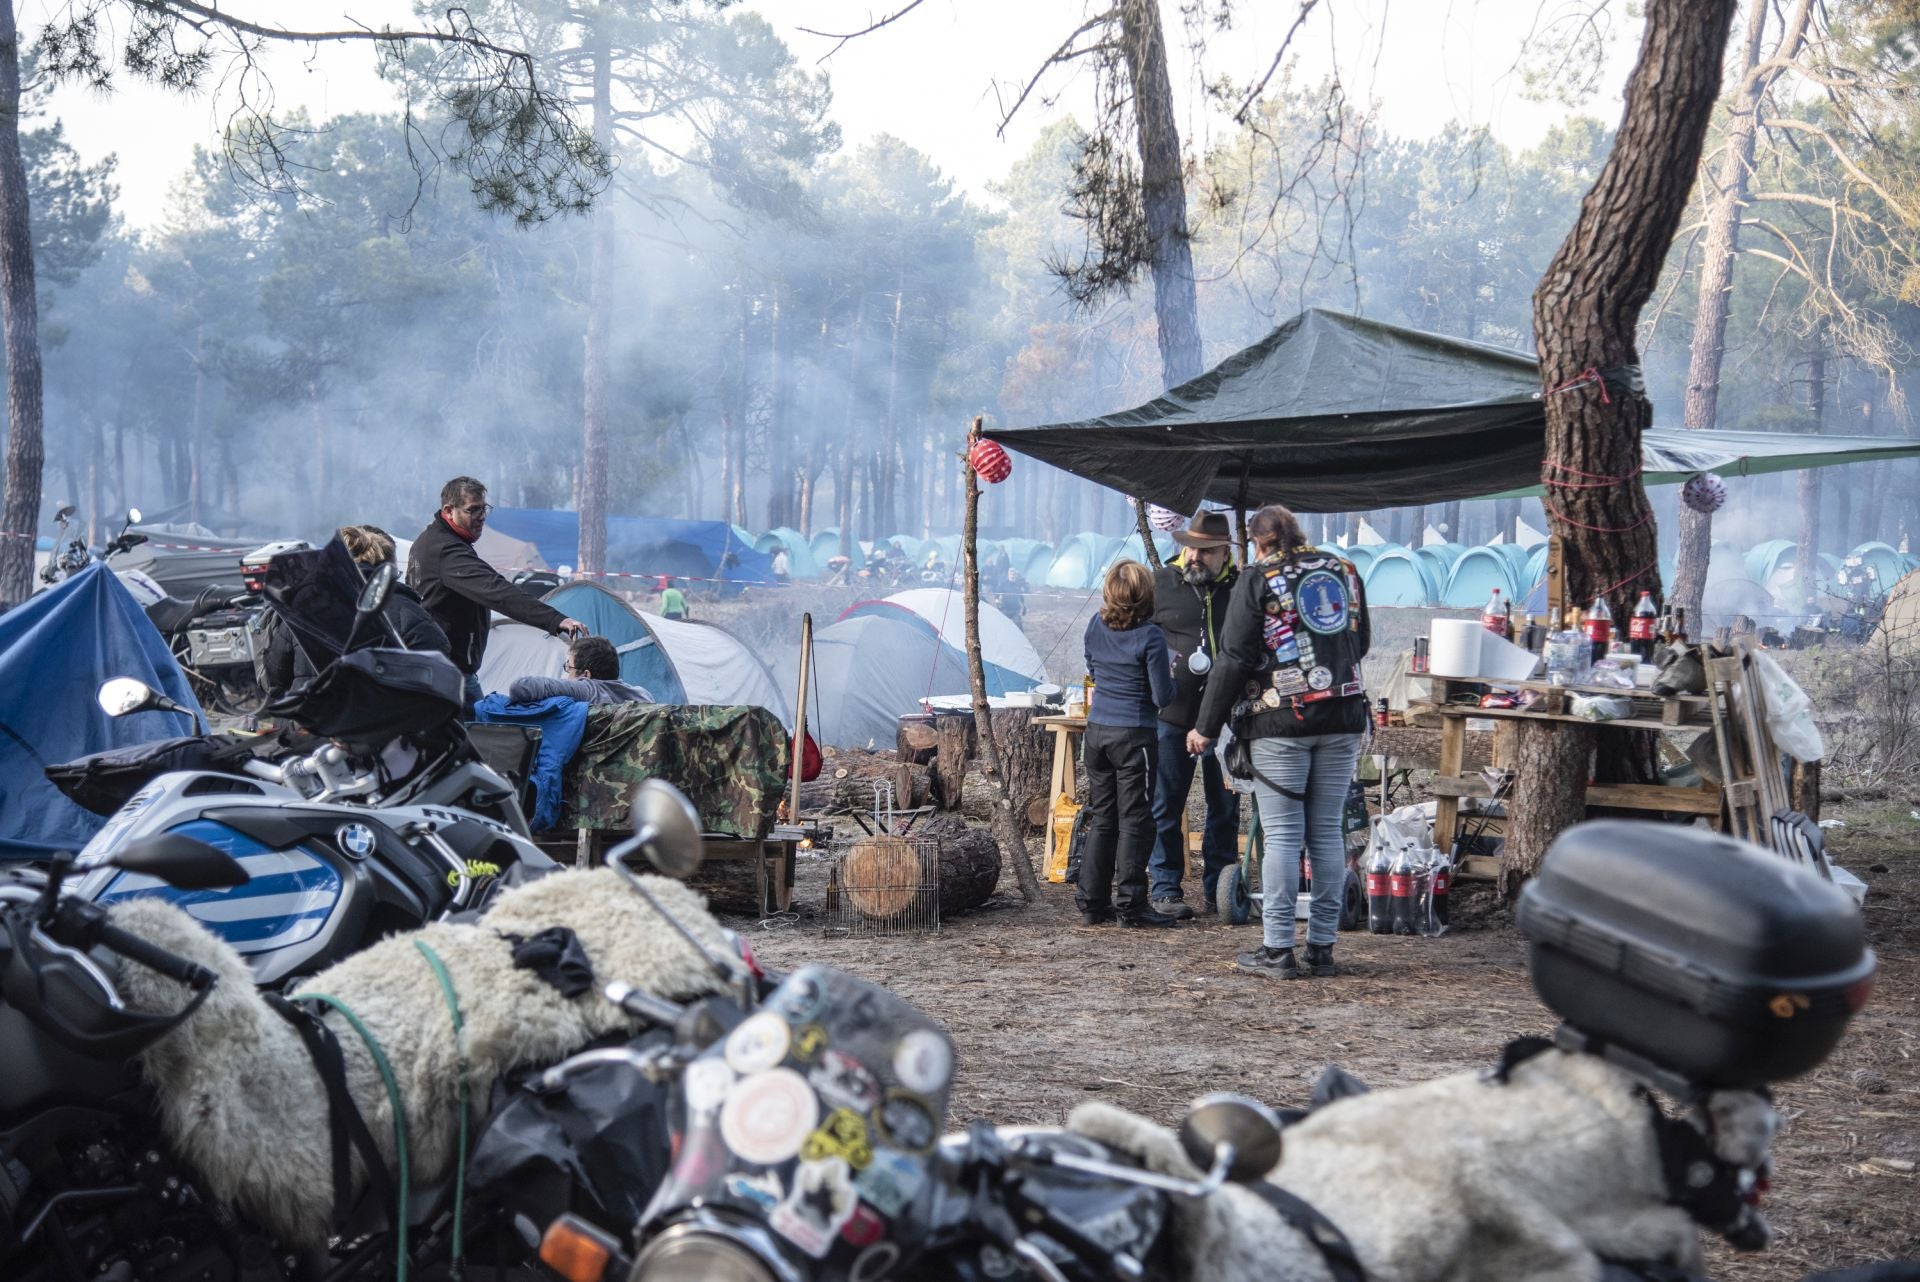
[{"x1": 0, "y1": 563, "x2": 204, "y2": 859}]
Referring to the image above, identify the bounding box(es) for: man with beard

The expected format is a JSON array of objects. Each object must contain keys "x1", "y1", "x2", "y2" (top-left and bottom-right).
[{"x1": 1147, "y1": 510, "x2": 1242, "y2": 919}]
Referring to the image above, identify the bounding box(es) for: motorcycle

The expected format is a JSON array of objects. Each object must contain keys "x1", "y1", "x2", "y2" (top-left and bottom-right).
[
  {"x1": 144, "y1": 538, "x2": 310, "y2": 719},
  {"x1": 45, "y1": 539, "x2": 558, "y2": 987},
  {"x1": 37, "y1": 505, "x2": 150, "y2": 586}
]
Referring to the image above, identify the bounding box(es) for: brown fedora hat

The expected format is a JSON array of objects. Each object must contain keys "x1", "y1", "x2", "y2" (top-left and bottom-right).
[{"x1": 1171, "y1": 510, "x2": 1233, "y2": 548}]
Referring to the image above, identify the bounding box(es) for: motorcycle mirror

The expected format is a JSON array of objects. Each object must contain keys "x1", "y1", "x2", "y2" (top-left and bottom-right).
[
  {"x1": 1178, "y1": 1093, "x2": 1283, "y2": 1183},
  {"x1": 98, "y1": 677, "x2": 164, "y2": 718},
  {"x1": 629, "y1": 778, "x2": 704, "y2": 878},
  {"x1": 54, "y1": 504, "x2": 76, "y2": 523},
  {"x1": 111, "y1": 833, "x2": 249, "y2": 890},
  {"x1": 356, "y1": 562, "x2": 396, "y2": 616},
  {"x1": 125, "y1": 508, "x2": 141, "y2": 526}
]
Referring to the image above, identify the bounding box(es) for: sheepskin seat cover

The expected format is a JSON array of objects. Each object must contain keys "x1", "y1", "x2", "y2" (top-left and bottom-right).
[
  {"x1": 1071, "y1": 1049, "x2": 1774, "y2": 1282},
  {"x1": 110, "y1": 869, "x2": 730, "y2": 1248}
]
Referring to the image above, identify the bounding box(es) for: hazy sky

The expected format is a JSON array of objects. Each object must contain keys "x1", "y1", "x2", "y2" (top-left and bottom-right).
[{"x1": 36, "y1": 0, "x2": 1640, "y2": 231}]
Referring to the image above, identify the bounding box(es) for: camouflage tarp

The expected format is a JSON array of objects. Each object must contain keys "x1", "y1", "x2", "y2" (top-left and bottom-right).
[{"x1": 561, "y1": 703, "x2": 789, "y2": 839}]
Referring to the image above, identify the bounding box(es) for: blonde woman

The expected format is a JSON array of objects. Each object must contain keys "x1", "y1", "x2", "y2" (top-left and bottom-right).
[{"x1": 1077, "y1": 560, "x2": 1179, "y2": 928}]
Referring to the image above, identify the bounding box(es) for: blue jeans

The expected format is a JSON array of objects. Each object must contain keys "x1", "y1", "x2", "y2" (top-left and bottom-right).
[
  {"x1": 1149, "y1": 722, "x2": 1241, "y2": 903},
  {"x1": 1249, "y1": 733, "x2": 1363, "y2": 949},
  {"x1": 462, "y1": 673, "x2": 483, "y2": 719}
]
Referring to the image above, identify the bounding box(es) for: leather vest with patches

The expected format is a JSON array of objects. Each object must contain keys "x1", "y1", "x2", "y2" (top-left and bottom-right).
[{"x1": 1252, "y1": 548, "x2": 1367, "y2": 709}]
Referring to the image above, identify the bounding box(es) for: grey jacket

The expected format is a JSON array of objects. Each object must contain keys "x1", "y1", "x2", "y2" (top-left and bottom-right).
[{"x1": 507, "y1": 675, "x2": 654, "y2": 706}]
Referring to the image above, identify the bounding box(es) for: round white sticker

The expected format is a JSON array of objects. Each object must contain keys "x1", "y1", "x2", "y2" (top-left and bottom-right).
[
  {"x1": 718, "y1": 1067, "x2": 818, "y2": 1166},
  {"x1": 893, "y1": 1029, "x2": 952, "y2": 1094},
  {"x1": 725, "y1": 1011, "x2": 792, "y2": 1075},
  {"x1": 683, "y1": 1056, "x2": 737, "y2": 1116}
]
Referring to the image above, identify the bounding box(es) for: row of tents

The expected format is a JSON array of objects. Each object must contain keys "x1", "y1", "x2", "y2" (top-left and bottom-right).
[{"x1": 476, "y1": 583, "x2": 1049, "y2": 751}]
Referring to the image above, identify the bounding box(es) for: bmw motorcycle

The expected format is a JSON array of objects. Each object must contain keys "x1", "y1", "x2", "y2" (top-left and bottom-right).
[{"x1": 46, "y1": 539, "x2": 558, "y2": 987}]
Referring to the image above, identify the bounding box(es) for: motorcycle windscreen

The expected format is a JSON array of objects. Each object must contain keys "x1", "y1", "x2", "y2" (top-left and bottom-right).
[
  {"x1": 90, "y1": 819, "x2": 343, "y2": 959},
  {"x1": 643, "y1": 966, "x2": 955, "y2": 1278},
  {"x1": 261, "y1": 536, "x2": 369, "y2": 672}
]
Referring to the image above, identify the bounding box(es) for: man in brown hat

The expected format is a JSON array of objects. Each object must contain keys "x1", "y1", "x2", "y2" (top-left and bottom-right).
[{"x1": 1147, "y1": 509, "x2": 1242, "y2": 918}]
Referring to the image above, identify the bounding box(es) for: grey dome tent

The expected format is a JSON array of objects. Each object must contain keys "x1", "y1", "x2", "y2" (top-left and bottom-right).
[{"x1": 808, "y1": 614, "x2": 971, "y2": 749}]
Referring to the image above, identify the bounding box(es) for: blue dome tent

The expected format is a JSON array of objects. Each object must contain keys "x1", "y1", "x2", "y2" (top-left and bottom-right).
[
  {"x1": 1745, "y1": 540, "x2": 1798, "y2": 590},
  {"x1": 1044, "y1": 533, "x2": 1121, "y2": 589},
  {"x1": 1414, "y1": 543, "x2": 1464, "y2": 592},
  {"x1": 1104, "y1": 530, "x2": 1177, "y2": 573},
  {"x1": 1849, "y1": 542, "x2": 1907, "y2": 595},
  {"x1": 1442, "y1": 546, "x2": 1519, "y2": 609},
  {"x1": 811, "y1": 528, "x2": 844, "y2": 563},
  {"x1": 755, "y1": 527, "x2": 819, "y2": 579},
  {"x1": 485, "y1": 509, "x2": 774, "y2": 586},
  {"x1": 1334, "y1": 544, "x2": 1378, "y2": 574},
  {"x1": 1362, "y1": 545, "x2": 1438, "y2": 607}
]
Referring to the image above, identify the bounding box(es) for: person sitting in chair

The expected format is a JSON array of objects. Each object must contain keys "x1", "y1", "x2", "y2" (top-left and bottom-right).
[{"x1": 508, "y1": 635, "x2": 654, "y2": 706}]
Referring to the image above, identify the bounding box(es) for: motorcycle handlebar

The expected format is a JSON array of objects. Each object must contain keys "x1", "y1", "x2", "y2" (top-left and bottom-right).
[{"x1": 90, "y1": 919, "x2": 217, "y2": 991}]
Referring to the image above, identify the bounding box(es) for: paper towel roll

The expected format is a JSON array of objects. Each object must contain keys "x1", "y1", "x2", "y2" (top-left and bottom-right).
[{"x1": 1428, "y1": 619, "x2": 1486, "y2": 678}]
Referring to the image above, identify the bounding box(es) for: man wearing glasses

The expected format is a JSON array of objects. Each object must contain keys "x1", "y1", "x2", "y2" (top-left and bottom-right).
[{"x1": 410, "y1": 475, "x2": 587, "y2": 715}]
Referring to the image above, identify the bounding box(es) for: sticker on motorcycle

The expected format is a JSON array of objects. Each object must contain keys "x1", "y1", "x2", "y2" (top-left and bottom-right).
[
  {"x1": 840, "y1": 1204, "x2": 886, "y2": 1248},
  {"x1": 792, "y1": 1022, "x2": 829, "y2": 1063},
  {"x1": 854, "y1": 1149, "x2": 925, "y2": 1218},
  {"x1": 850, "y1": 1243, "x2": 901, "y2": 1282},
  {"x1": 800, "y1": 1107, "x2": 874, "y2": 1170},
  {"x1": 769, "y1": 1157, "x2": 857, "y2": 1258},
  {"x1": 718, "y1": 1067, "x2": 817, "y2": 1166},
  {"x1": 779, "y1": 973, "x2": 828, "y2": 1024},
  {"x1": 893, "y1": 1029, "x2": 952, "y2": 1094},
  {"x1": 682, "y1": 1057, "x2": 737, "y2": 1118},
  {"x1": 725, "y1": 1012, "x2": 792, "y2": 1074},
  {"x1": 873, "y1": 1092, "x2": 936, "y2": 1154},
  {"x1": 810, "y1": 1050, "x2": 879, "y2": 1114},
  {"x1": 724, "y1": 1171, "x2": 784, "y2": 1212}
]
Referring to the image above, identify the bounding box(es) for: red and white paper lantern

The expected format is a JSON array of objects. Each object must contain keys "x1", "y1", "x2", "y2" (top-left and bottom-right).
[
  {"x1": 968, "y1": 437, "x2": 1012, "y2": 484},
  {"x1": 1147, "y1": 504, "x2": 1184, "y2": 532}
]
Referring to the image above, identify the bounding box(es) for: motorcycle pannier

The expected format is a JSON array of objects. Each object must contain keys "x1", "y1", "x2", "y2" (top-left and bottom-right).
[{"x1": 1516, "y1": 820, "x2": 1874, "y2": 1088}]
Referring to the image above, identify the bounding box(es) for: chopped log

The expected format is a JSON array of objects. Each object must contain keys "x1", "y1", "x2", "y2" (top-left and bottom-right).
[
  {"x1": 914, "y1": 814, "x2": 1002, "y2": 914},
  {"x1": 798, "y1": 748, "x2": 932, "y2": 814},
  {"x1": 896, "y1": 715, "x2": 939, "y2": 764},
  {"x1": 843, "y1": 835, "x2": 925, "y2": 918},
  {"x1": 987, "y1": 707, "x2": 1050, "y2": 831},
  {"x1": 930, "y1": 710, "x2": 975, "y2": 808}
]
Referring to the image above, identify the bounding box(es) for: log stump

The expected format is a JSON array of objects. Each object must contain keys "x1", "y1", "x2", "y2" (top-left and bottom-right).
[
  {"x1": 915, "y1": 814, "x2": 1001, "y2": 914},
  {"x1": 842, "y1": 834, "x2": 926, "y2": 919},
  {"x1": 927, "y1": 707, "x2": 1050, "y2": 827}
]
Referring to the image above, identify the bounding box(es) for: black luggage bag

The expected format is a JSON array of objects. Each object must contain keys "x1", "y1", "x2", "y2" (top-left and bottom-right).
[{"x1": 1517, "y1": 819, "x2": 1875, "y2": 1088}]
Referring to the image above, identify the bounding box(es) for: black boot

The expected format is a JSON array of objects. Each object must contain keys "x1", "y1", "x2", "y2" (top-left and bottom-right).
[
  {"x1": 1118, "y1": 907, "x2": 1179, "y2": 928},
  {"x1": 1236, "y1": 946, "x2": 1301, "y2": 979},
  {"x1": 1304, "y1": 942, "x2": 1338, "y2": 977}
]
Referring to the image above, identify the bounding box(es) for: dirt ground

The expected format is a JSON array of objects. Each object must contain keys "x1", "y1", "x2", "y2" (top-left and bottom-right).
[{"x1": 726, "y1": 802, "x2": 1920, "y2": 1279}]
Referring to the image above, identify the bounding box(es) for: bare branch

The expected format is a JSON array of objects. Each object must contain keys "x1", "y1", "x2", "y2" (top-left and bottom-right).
[
  {"x1": 796, "y1": 0, "x2": 932, "y2": 63},
  {"x1": 1231, "y1": 0, "x2": 1317, "y2": 123},
  {"x1": 994, "y1": 12, "x2": 1118, "y2": 138}
]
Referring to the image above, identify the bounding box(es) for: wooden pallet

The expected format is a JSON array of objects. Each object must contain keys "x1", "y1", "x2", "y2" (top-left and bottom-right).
[{"x1": 1704, "y1": 638, "x2": 1790, "y2": 849}]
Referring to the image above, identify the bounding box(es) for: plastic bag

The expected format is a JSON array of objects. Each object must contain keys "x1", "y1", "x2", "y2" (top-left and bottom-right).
[
  {"x1": 1570, "y1": 694, "x2": 1635, "y2": 722},
  {"x1": 1752, "y1": 650, "x2": 1825, "y2": 762}
]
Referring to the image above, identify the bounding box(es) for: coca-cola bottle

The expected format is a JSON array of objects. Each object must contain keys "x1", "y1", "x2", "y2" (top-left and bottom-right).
[
  {"x1": 1389, "y1": 844, "x2": 1415, "y2": 935},
  {"x1": 1366, "y1": 840, "x2": 1392, "y2": 934},
  {"x1": 1480, "y1": 588, "x2": 1505, "y2": 636},
  {"x1": 1629, "y1": 590, "x2": 1658, "y2": 662},
  {"x1": 1430, "y1": 851, "x2": 1452, "y2": 932},
  {"x1": 1410, "y1": 849, "x2": 1436, "y2": 935},
  {"x1": 1585, "y1": 594, "x2": 1613, "y2": 667}
]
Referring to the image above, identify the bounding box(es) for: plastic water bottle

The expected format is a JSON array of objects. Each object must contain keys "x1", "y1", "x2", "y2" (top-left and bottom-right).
[
  {"x1": 1389, "y1": 844, "x2": 1415, "y2": 935},
  {"x1": 1366, "y1": 839, "x2": 1392, "y2": 934},
  {"x1": 1410, "y1": 848, "x2": 1436, "y2": 935}
]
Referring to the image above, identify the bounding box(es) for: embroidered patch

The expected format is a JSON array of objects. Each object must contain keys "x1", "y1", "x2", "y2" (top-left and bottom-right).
[{"x1": 1295, "y1": 570, "x2": 1350, "y2": 634}]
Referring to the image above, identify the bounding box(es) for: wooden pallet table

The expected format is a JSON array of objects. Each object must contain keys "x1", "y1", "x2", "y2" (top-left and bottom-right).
[
  {"x1": 1428, "y1": 675, "x2": 1724, "y2": 875},
  {"x1": 535, "y1": 823, "x2": 818, "y2": 914}
]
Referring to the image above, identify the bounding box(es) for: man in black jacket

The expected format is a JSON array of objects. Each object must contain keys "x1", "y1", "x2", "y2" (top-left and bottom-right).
[
  {"x1": 409, "y1": 476, "x2": 586, "y2": 714},
  {"x1": 1147, "y1": 510, "x2": 1242, "y2": 919}
]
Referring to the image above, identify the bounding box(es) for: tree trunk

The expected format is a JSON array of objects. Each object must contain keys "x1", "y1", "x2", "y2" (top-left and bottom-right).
[
  {"x1": 1670, "y1": 0, "x2": 1814, "y2": 624},
  {"x1": 798, "y1": 748, "x2": 933, "y2": 814},
  {"x1": 963, "y1": 416, "x2": 1040, "y2": 901},
  {"x1": 1509, "y1": 0, "x2": 1738, "y2": 885},
  {"x1": 577, "y1": 27, "x2": 614, "y2": 576},
  {"x1": 914, "y1": 814, "x2": 1001, "y2": 913},
  {"x1": 836, "y1": 295, "x2": 866, "y2": 544},
  {"x1": 1119, "y1": 0, "x2": 1201, "y2": 387},
  {"x1": 1797, "y1": 339, "x2": 1825, "y2": 607},
  {"x1": 0, "y1": 1, "x2": 40, "y2": 605},
  {"x1": 929, "y1": 709, "x2": 974, "y2": 810},
  {"x1": 765, "y1": 282, "x2": 789, "y2": 530}
]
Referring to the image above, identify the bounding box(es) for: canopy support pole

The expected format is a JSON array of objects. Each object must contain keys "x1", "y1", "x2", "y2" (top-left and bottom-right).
[
  {"x1": 1233, "y1": 461, "x2": 1251, "y2": 567},
  {"x1": 788, "y1": 612, "x2": 812, "y2": 821},
  {"x1": 964, "y1": 415, "x2": 1040, "y2": 902}
]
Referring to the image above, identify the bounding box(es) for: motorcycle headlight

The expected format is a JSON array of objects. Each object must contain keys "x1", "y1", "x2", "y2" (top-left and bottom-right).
[{"x1": 629, "y1": 1226, "x2": 778, "y2": 1282}]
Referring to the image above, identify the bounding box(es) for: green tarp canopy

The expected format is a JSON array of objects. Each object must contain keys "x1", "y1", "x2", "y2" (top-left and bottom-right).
[{"x1": 985, "y1": 308, "x2": 1920, "y2": 512}]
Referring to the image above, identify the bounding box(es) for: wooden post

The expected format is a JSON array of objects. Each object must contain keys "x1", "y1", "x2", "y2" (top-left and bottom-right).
[
  {"x1": 789, "y1": 612, "x2": 813, "y2": 820},
  {"x1": 1547, "y1": 534, "x2": 1566, "y2": 616},
  {"x1": 964, "y1": 417, "x2": 1041, "y2": 902}
]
